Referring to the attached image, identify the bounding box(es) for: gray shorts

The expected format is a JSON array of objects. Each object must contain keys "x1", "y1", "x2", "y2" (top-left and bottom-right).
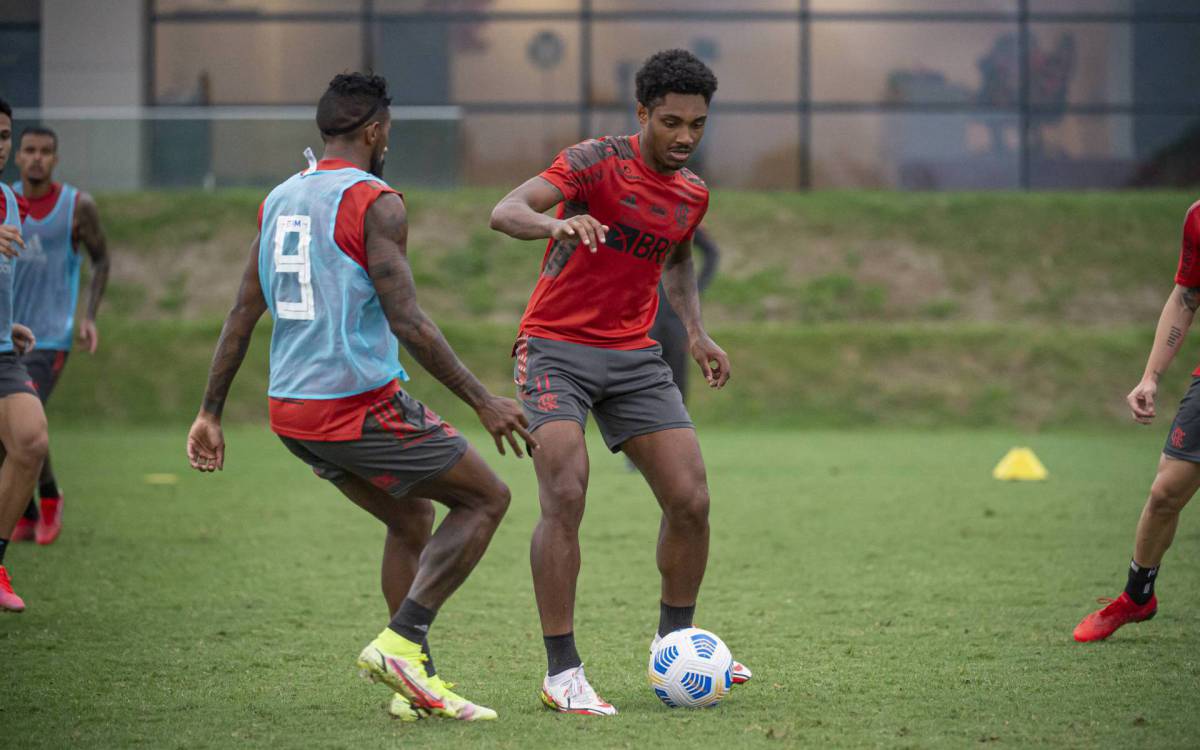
[
  {"x1": 279, "y1": 389, "x2": 468, "y2": 498},
  {"x1": 1164, "y1": 376, "x2": 1200, "y2": 462},
  {"x1": 513, "y1": 334, "x2": 693, "y2": 453},
  {"x1": 0, "y1": 352, "x2": 37, "y2": 399}
]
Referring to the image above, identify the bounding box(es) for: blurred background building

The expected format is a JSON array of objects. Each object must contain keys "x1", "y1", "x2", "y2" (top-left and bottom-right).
[{"x1": 2, "y1": 0, "x2": 1198, "y2": 191}]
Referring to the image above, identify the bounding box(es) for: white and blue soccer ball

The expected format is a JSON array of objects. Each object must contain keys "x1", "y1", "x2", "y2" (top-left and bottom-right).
[{"x1": 648, "y1": 627, "x2": 733, "y2": 708}]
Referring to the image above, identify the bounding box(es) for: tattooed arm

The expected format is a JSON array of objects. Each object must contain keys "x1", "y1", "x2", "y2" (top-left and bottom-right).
[
  {"x1": 366, "y1": 193, "x2": 536, "y2": 456},
  {"x1": 186, "y1": 235, "x2": 268, "y2": 471},
  {"x1": 73, "y1": 192, "x2": 110, "y2": 353},
  {"x1": 663, "y1": 237, "x2": 730, "y2": 388},
  {"x1": 1128, "y1": 284, "x2": 1200, "y2": 424}
]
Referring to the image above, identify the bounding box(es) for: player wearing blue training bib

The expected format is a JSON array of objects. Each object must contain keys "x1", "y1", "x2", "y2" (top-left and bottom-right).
[
  {"x1": 10, "y1": 125, "x2": 112, "y2": 546},
  {"x1": 185, "y1": 73, "x2": 535, "y2": 722},
  {"x1": 0, "y1": 98, "x2": 51, "y2": 614}
]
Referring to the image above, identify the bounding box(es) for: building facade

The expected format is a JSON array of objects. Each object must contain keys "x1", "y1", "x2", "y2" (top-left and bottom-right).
[{"x1": 2, "y1": 0, "x2": 1199, "y2": 191}]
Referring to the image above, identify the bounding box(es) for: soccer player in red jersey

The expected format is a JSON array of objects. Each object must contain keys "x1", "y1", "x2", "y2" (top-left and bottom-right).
[
  {"x1": 186, "y1": 74, "x2": 534, "y2": 719},
  {"x1": 490, "y1": 50, "x2": 749, "y2": 713},
  {"x1": 0, "y1": 96, "x2": 50, "y2": 613},
  {"x1": 10, "y1": 125, "x2": 112, "y2": 545},
  {"x1": 1074, "y1": 199, "x2": 1200, "y2": 642}
]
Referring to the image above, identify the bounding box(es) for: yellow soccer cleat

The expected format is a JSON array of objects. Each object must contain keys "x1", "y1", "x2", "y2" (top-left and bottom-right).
[
  {"x1": 356, "y1": 630, "x2": 445, "y2": 713},
  {"x1": 425, "y1": 676, "x2": 498, "y2": 721},
  {"x1": 387, "y1": 693, "x2": 426, "y2": 722}
]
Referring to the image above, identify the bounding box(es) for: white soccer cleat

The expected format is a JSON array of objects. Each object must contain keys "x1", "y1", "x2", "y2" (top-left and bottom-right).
[
  {"x1": 540, "y1": 665, "x2": 618, "y2": 716},
  {"x1": 651, "y1": 633, "x2": 752, "y2": 685}
]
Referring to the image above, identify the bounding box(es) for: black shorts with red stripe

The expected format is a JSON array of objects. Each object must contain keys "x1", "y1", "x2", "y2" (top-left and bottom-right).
[
  {"x1": 22, "y1": 349, "x2": 69, "y2": 404},
  {"x1": 279, "y1": 388, "x2": 468, "y2": 498}
]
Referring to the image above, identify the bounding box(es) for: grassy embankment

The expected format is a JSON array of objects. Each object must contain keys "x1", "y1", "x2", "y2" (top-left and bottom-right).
[{"x1": 56, "y1": 189, "x2": 1199, "y2": 430}]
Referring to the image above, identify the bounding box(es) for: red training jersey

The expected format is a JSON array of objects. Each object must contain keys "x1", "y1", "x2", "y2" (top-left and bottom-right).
[
  {"x1": 1173, "y1": 200, "x2": 1200, "y2": 376},
  {"x1": 0, "y1": 189, "x2": 30, "y2": 224},
  {"x1": 259, "y1": 158, "x2": 402, "y2": 440},
  {"x1": 519, "y1": 133, "x2": 709, "y2": 350},
  {"x1": 24, "y1": 182, "x2": 76, "y2": 222}
]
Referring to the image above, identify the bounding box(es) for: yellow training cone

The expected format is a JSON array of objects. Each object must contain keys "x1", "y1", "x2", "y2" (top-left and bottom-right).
[
  {"x1": 144, "y1": 473, "x2": 180, "y2": 486},
  {"x1": 992, "y1": 447, "x2": 1048, "y2": 481}
]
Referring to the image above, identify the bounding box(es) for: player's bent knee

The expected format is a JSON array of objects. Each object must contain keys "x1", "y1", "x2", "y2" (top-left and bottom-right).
[
  {"x1": 8, "y1": 431, "x2": 48, "y2": 467},
  {"x1": 481, "y1": 481, "x2": 512, "y2": 523},
  {"x1": 1147, "y1": 481, "x2": 1191, "y2": 515},
  {"x1": 664, "y1": 485, "x2": 710, "y2": 529}
]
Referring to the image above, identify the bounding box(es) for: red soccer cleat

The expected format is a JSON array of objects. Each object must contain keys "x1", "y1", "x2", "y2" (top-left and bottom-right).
[
  {"x1": 11, "y1": 516, "x2": 36, "y2": 542},
  {"x1": 1073, "y1": 592, "x2": 1157, "y2": 642},
  {"x1": 36, "y1": 496, "x2": 62, "y2": 545},
  {"x1": 0, "y1": 565, "x2": 26, "y2": 612}
]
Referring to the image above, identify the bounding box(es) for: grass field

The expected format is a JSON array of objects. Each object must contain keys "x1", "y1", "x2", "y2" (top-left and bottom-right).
[{"x1": 3, "y1": 425, "x2": 1198, "y2": 748}]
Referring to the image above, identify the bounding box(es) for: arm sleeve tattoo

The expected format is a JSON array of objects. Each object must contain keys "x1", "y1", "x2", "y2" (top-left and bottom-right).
[
  {"x1": 201, "y1": 236, "x2": 268, "y2": 417},
  {"x1": 75, "y1": 193, "x2": 111, "y2": 320},
  {"x1": 366, "y1": 195, "x2": 489, "y2": 409}
]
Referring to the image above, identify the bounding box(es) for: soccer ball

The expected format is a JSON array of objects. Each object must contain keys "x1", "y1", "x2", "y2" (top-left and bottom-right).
[{"x1": 648, "y1": 627, "x2": 733, "y2": 708}]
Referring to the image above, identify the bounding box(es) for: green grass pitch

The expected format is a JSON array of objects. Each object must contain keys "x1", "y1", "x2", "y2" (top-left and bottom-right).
[{"x1": 3, "y1": 426, "x2": 1198, "y2": 748}]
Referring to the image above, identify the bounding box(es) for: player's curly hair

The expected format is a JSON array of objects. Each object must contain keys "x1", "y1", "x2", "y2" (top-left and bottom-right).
[
  {"x1": 635, "y1": 49, "x2": 718, "y2": 110},
  {"x1": 316, "y1": 72, "x2": 392, "y2": 140},
  {"x1": 0, "y1": 97, "x2": 11, "y2": 121}
]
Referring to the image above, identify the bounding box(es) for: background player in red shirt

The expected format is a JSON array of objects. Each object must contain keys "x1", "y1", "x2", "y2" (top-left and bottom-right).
[
  {"x1": 0, "y1": 96, "x2": 49, "y2": 612},
  {"x1": 1074, "y1": 200, "x2": 1200, "y2": 641},
  {"x1": 490, "y1": 49, "x2": 748, "y2": 713},
  {"x1": 10, "y1": 125, "x2": 111, "y2": 545}
]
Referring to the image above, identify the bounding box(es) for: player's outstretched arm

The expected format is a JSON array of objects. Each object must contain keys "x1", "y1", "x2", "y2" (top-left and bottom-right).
[
  {"x1": 663, "y1": 237, "x2": 730, "y2": 389},
  {"x1": 489, "y1": 176, "x2": 608, "y2": 251},
  {"x1": 75, "y1": 191, "x2": 110, "y2": 354},
  {"x1": 1128, "y1": 284, "x2": 1200, "y2": 424},
  {"x1": 187, "y1": 234, "x2": 268, "y2": 472},
  {"x1": 365, "y1": 193, "x2": 537, "y2": 457}
]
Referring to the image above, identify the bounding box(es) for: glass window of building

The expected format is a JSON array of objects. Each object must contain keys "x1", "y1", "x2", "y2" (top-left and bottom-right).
[
  {"x1": 373, "y1": 19, "x2": 582, "y2": 104},
  {"x1": 375, "y1": 1, "x2": 581, "y2": 13},
  {"x1": 812, "y1": 1, "x2": 1016, "y2": 12},
  {"x1": 0, "y1": 0, "x2": 40, "y2": 107},
  {"x1": 154, "y1": 20, "x2": 362, "y2": 104},
  {"x1": 155, "y1": 1, "x2": 357, "y2": 14},
  {"x1": 1030, "y1": 0, "x2": 1199, "y2": 15},
  {"x1": 811, "y1": 113, "x2": 1020, "y2": 188},
  {"x1": 590, "y1": 21, "x2": 799, "y2": 105},
  {"x1": 812, "y1": 22, "x2": 1017, "y2": 104}
]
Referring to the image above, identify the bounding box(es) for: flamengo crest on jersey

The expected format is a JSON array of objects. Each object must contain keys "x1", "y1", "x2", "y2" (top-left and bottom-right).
[
  {"x1": 0, "y1": 184, "x2": 19, "y2": 353},
  {"x1": 12, "y1": 182, "x2": 82, "y2": 351},
  {"x1": 259, "y1": 164, "x2": 408, "y2": 399}
]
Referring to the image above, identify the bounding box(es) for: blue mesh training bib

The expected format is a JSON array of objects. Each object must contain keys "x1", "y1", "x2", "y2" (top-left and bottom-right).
[
  {"x1": 0, "y1": 184, "x2": 19, "y2": 353},
  {"x1": 13, "y1": 182, "x2": 82, "y2": 351},
  {"x1": 259, "y1": 165, "x2": 408, "y2": 399}
]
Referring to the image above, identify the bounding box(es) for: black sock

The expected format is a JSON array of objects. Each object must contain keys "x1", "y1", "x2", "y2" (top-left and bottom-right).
[
  {"x1": 422, "y1": 639, "x2": 436, "y2": 677},
  {"x1": 1125, "y1": 560, "x2": 1159, "y2": 605},
  {"x1": 22, "y1": 499, "x2": 38, "y2": 520},
  {"x1": 0, "y1": 538, "x2": 8, "y2": 565},
  {"x1": 658, "y1": 601, "x2": 696, "y2": 637},
  {"x1": 39, "y1": 481, "x2": 60, "y2": 500},
  {"x1": 387, "y1": 597, "x2": 437, "y2": 643},
  {"x1": 544, "y1": 632, "x2": 582, "y2": 677}
]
